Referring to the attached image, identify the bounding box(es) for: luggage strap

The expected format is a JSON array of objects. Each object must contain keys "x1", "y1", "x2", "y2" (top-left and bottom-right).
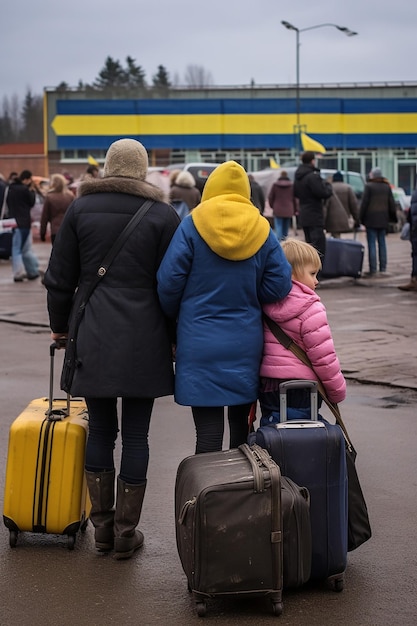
[
  {"x1": 263, "y1": 313, "x2": 353, "y2": 451},
  {"x1": 239, "y1": 444, "x2": 282, "y2": 588}
]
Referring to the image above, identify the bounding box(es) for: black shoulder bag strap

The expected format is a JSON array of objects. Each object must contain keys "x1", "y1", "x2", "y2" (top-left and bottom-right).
[
  {"x1": 80, "y1": 199, "x2": 154, "y2": 308},
  {"x1": 62, "y1": 200, "x2": 154, "y2": 393}
]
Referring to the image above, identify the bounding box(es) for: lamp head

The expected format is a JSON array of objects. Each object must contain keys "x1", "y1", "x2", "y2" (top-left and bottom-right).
[
  {"x1": 281, "y1": 20, "x2": 298, "y2": 32},
  {"x1": 336, "y1": 25, "x2": 358, "y2": 36}
]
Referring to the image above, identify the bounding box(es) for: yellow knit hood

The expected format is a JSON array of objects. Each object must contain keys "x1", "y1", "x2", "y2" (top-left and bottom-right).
[{"x1": 191, "y1": 161, "x2": 270, "y2": 261}]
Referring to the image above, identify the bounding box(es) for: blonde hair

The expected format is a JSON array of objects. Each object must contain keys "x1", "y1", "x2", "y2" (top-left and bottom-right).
[
  {"x1": 169, "y1": 169, "x2": 181, "y2": 186},
  {"x1": 175, "y1": 170, "x2": 196, "y2": 188},
  {"x1": 48, "y1": 173, "x2": 68, "y2": 194},
  {"x1": 281, "y1": 238, "x2": 322, "y2": 279}
]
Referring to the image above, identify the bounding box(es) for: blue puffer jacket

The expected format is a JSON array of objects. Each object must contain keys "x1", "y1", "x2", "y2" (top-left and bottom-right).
[{"x1": 157, "y1": 161, "x2": 292, "y2": 407}]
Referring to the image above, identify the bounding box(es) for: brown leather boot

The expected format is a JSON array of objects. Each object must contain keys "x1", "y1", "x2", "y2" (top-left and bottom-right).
[
  {"x1": 398, "y1": 276, "x2": 417, "y2": 291},
  {"x1": 113, "y1": 477, "x2": 146, "y2": 560},
  {"x1": 85, "y1": 470, "x2": 115, "y2": 552}
]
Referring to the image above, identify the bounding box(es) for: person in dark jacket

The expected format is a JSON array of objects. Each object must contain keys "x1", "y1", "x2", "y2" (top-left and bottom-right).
[
  {"x1": 360, "y1": 167, "x2": 397, "y2": 276},
  {"x1": 157, "y1": 161, "x2": 292, "y2": 455},
  {"x1": 293, "y1": 151, "x2": 333, "y2": 258},
  {"x1": 331, "y1": 171, "x2": 360, "y2": 233},
  {"x1": 268, "y1": 170, "x2": 297, "y2": 240},
  {"x1": 248, "y1": 174, "x2": 266, "y2": 213},
  {"x1": 43, "y1": 139, "x2": 180, "y2": 560},
  {"x1": 6, "y1": 170, "x2": 40, "y2": 282},
  {"x1": 398, "y1": 183, "x2": 417, "y2": 291},
  {"x1": 0, "y1": 173, "x2": 6, "y2": 209}
]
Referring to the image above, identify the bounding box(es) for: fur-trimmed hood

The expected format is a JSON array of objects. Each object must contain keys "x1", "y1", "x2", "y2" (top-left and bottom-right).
[{"x1": 78, "y1": 176, "x2": 166, "y2": 202}]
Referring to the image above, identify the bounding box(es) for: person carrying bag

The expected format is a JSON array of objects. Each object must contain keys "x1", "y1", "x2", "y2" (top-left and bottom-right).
[{"x1": 263, "y1": 312, "x2": 372, "y2": 552}]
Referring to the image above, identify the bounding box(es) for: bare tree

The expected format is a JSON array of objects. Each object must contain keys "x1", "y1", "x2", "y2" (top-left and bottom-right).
[
  {"x1": 171, "y1": 72, "x2": 181, "y2": 88},
  {"x1": 184, "y1": 65, "x2": 213, "y2": 88}
]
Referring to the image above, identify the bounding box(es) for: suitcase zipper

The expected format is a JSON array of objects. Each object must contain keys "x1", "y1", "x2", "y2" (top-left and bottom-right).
[
  {"x1": 33, "y1": 419, "x2": 55, "y2": 532},
  {"x1": 282, "y1": 477, "x2": 310, "y2": 584}
]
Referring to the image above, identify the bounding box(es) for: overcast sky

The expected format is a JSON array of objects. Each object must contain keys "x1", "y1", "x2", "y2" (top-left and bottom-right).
[{"x1": 1, "y1": 0, "x2": 416, "y2": 102}]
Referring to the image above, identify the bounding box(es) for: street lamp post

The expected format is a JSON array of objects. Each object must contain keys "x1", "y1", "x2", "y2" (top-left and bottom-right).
[{"x1": 281, "y1": 20, "x2": 357, "y2": 149}]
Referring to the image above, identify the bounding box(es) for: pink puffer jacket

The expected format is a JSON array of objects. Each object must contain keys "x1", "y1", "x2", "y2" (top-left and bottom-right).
[{"x1": 261, "y1": 280, "x2": 346, "y2": 403}]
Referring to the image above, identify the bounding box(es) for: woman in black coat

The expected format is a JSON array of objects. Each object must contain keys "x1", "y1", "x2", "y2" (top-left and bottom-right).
[{"x1": 44, "y1": 139, "x2": 180, "y2": 559}]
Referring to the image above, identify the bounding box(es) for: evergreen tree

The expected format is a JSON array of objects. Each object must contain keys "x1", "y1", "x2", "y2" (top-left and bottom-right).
[
  {"x1": 1, "y1": 95, "x2": 22, "y2": 142},
  {"x1": 0, "y1": 96, "x2": 16, "y2": 143},
  {"x1": 125, "y1": 56, "x2": 147, "y2": 89},
  {"x1": 151, "y1": 65, "x2": 171, "y2": 96},
  {"x1": 93, "y1": 56, "x2": 127, "y2": 90},
  {"x1": 20, "y1": 90, "x2": 43, "y2": 142},
  {"x1": 56, "y1": 81, "x2": 70, "y2": 93},
  {"x1": 152, "y1": 65, "x2": 171, "y2": 89}
]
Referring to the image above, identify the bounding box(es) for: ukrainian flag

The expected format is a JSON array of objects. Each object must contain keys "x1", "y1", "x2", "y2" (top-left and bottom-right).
[
  {"x1": 300, "y1": 132, "x2": 326, "y2": 154},
  {"x1": 88, "y1": 154, "x2": 100, "y2": 166}
]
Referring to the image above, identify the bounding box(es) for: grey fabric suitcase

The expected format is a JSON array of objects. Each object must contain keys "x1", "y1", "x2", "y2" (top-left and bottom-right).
[{"x1": 175, "y1": 443, "x2": 283, "y2": 617}]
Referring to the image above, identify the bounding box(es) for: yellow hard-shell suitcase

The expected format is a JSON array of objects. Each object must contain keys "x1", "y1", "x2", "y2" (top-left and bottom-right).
[{"x1": 3, "y1": 343, "x2": 90, "y2": 549}]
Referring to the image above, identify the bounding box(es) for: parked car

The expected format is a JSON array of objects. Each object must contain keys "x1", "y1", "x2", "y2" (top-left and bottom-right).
[
  {"x1": 250, "y1": 167, "x2": 365, "y2": 207},
  {"x1": 389, "y1": 186, "x2": 409, "y2": 233},
  {"x1": 320, "y1": 169, "x2": 365, "y2": 201}
]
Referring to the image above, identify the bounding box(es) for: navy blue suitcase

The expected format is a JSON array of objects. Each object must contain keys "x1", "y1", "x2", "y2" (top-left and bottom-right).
[
  {"x1": 250, "y1": 380, "x2": 348, "y2": 590},
  {"x1": 321, "y1": 237, "x2": 364, "y2": 278}
]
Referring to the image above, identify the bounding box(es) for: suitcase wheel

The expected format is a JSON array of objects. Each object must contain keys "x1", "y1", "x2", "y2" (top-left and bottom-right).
[
  {"x1": 272, "y1": 600, "x2": 283, "y2": 616},
  {"x1": 328, "y1": 574, "x2": 344, "y2": 592},
  {"x1": 67, "y1": 534, "x2": 76, "y2": 550},
  {"x1": 196, "y1": 601, "x2": 207, "y2": 617},
  {"x1": 9, "y1": 530, "x2": 18, "y2": 548}
]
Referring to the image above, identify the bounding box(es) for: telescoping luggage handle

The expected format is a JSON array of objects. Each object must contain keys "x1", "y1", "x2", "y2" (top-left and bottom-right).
[
  {"x1": 47, "y1": 341, "x2": 70, "y2": 420},
  {"x1": 279, "y1": 380, "x2": 319, "y2": 423}
]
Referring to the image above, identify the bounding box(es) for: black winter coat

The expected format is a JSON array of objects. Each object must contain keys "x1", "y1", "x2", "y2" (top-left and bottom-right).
[
  {"x1": 360, "y1": 178, "x2": 397, "y2": 230},
  {"x1": 293, "y1": 164, "x2": 333, "y2": 228},
  {"x1": 7, "y1": 180, "x2": 35, "y2": 228},
  {"x1": 44, "y1": 176, "x2": 180, "y2": 398}
]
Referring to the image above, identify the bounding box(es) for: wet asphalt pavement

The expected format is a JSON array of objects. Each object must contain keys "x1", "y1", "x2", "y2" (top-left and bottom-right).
[{"x1": 0, "y1": 230, "x2": 416, "y2": 625}]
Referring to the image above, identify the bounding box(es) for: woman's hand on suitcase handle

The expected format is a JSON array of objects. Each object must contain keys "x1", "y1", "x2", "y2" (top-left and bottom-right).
[{"x1": 51, "y1": 332, "x2": 68, "y2": 348}]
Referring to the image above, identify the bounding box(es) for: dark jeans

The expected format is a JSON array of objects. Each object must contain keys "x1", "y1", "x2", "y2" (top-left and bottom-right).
[
  {"x1": 85, "y1": 396, "x2": 154, "y2": 484},
  {"x1": 191, "y1": 404, "x2": 252, "y2": 454},
  {"x1": 303, "y1": 226, "x2": 326, "y2": 260},
  {"x1": 274, "y1": 216, "x2": 291, "y2": 241},
  {"x1": 366, "y1": 227, "x2": 387, "y2": 273}
]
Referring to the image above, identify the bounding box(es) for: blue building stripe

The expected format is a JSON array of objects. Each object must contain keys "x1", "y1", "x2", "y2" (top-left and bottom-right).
[{"x1": 56, "y1": 132, "x2": 417, "y2": 151}]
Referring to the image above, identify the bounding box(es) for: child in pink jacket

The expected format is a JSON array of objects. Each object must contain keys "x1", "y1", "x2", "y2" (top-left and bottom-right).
[{"x1": 259, "y1": 238, "x2": 346, "y2": 424}]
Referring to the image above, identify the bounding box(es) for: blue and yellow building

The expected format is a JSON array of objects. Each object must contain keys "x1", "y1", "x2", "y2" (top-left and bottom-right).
[{"x1": 45, "y1": 82, "x2": 417, "y2": 193}]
